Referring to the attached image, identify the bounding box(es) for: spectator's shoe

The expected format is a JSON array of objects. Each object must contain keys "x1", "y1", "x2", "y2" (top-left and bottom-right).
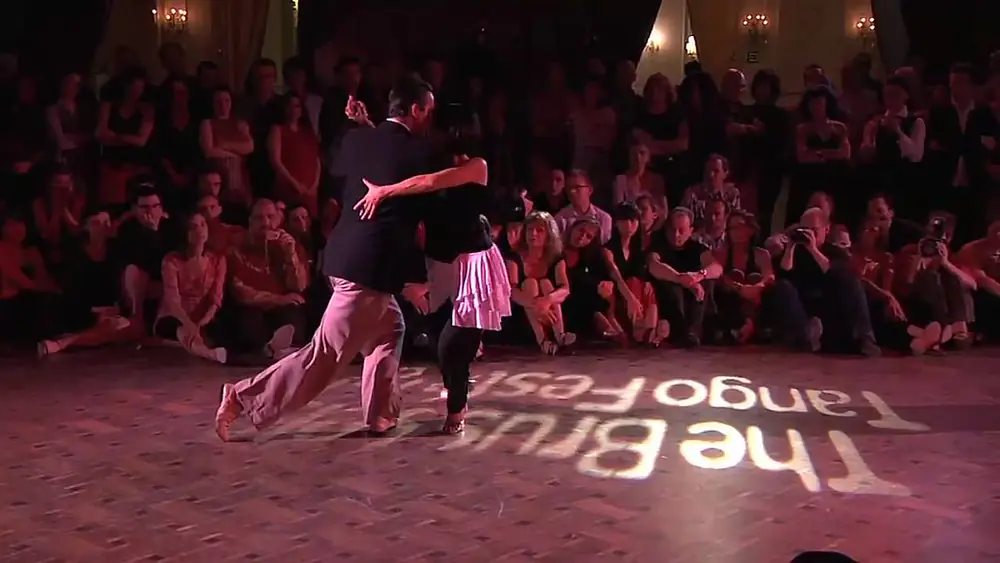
[
  {"x1": 648, "y1": 321, "x2": 670, "y2": 348},
  {"x1": 265, "y1": 325, "x2": 295, "y2": 359},
  {"x1": 950, "y1": 330, "x2": 974, "y2": 351},
  {"x1": 679, "y1": 332, "x2": 701, "y2": 348},
  {"x1": 557, "y1": 332, "x2": 577, "y2": 347},
  {"x1": 214, "y1": 383, "x2": 242, "y2": 442},
  {"x1": 37, "y1": 340, "x2": 61, "y2": 357},
  {"x1": 908, "y1": 322, "x2": 942, "y2": 356},
  {"x1": 859, "y1": 335, "x2": 881, "y2": 358},
  {"x1": 806, "y1": 317, "x2": 823, "y2": 352}
]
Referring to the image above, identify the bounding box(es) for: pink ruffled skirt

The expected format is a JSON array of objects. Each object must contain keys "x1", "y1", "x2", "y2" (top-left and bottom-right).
[{"x1": 427, "y1": 244, "x2": 512, "y2": 331}]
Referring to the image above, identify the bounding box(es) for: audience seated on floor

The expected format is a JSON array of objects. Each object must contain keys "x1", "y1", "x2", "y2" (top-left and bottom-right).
[
  {"x1": 154, "y1": 212, "x2": 228, "y2": 363},
  {"x1": 506, "y1": 210, "x2": 574, "y2": 354},
  {"x1": 770, "y1": 206, "x2": 880, "y2": 356},
  {"x1": 2, "y1": 43, "x2": 1000, "y2": 366},
  {"x1": 646, "y1": 206, "x2": 722, "y2": 347},
  {"x1": 712, "y1": 209, "x2": 773, "y2": 344},
  {"x1": 957, "y1": 217, "x2": 1000, "y2": 341},
  {"x1": 113, "y1": 181, "x2": 172, "y2": 328},
  {"x1": 226, "y1": 199, "x2": 309, "y2": 358},
  {"x1": 37, "y1": 209, "x2": 134, "y2": 356}
]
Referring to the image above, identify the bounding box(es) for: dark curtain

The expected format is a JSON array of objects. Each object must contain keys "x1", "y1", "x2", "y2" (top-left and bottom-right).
[
  {"x1": 901, "y1": 0, "x2": 1000, "y2": 82},
  {"x1": 871, "y1": 0, "x2": 908, "y2": 73},
  {"x1": 581, "y1": 0, "x2": 661, "y2": 63},
  {"x1": 16, "y1": 0, "x2": 114, "y2": 79}
]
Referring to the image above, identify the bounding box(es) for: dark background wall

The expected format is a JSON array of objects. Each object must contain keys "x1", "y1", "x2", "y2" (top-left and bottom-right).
[{"x1": 297, "y1": 0, "x2": 661, "y2": 70}]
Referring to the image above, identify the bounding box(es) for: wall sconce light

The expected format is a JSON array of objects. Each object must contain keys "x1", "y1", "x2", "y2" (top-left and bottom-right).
[
  {"x1": 152, "y1": 6, "x2": 189, "y2": 33},
  {"x1": 646, "y1": 28, "x2": 664, "y2": 54},
  {"x1": 855, "y1": 16, "x2": 876, "y2": 50},
  {"x1": 741, "y1": 13, "x2": 770, "y2": 45},
  {"x1": 685, "y1": 35, "x2": 699, "y2": 60}
]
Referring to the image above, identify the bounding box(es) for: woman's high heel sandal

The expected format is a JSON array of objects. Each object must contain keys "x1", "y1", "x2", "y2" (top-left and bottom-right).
[{"x1": 443, "y1": 409, "x2": 467, "y2": 435}]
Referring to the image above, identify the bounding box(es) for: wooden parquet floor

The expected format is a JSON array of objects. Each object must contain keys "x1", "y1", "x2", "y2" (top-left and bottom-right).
[{"x1": 0, "y1": 346, "x2": 998, "y2": 563}]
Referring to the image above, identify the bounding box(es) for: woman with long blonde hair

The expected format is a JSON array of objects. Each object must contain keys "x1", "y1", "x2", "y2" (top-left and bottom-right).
[{"x1": 506, "y1": 211, "x2": 575, "y2": 354}]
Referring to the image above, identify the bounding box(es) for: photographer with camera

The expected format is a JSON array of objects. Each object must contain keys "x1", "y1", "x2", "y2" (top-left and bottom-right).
[
  {"x1": 897, "y1": 213, "x2": 978, "y2": 350},
  {"x1": 770, "y1": 207, "x2": 880, "y2": 356}
]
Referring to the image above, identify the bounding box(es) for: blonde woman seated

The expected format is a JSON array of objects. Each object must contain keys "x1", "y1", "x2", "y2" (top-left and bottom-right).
[
  {"x1": 506, "y1": 211, "x2": 575, "y2": 354},
  {"x1": 153, "y1": 213, "x2": 228, "y2": 363}
]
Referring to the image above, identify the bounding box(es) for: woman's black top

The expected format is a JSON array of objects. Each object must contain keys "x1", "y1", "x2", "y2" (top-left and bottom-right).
[
  {"x1": 606, "y1": 234, "x2": 646, "y2": 279},
  {"x1": 423, "y1": 183, "x2": 493, "y2": 263},
  {"x1": 724, "y1": 244, "x2": 760, "y2": 276}
]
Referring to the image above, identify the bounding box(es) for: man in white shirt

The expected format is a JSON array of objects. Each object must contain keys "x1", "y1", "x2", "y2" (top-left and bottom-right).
[{"x1": 555, "y1": 169, "x2": 613, "y2": 243}]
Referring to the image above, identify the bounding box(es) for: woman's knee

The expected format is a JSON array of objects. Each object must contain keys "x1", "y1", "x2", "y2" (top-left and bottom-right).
[{"x1": 521, "y1": 278, "x2": 540, "y2": 296}]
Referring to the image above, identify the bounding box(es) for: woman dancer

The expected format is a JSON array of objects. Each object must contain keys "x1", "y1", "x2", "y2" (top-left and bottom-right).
[{"x1": 354, "y1": 156, "x2": 511, "y2": 434}]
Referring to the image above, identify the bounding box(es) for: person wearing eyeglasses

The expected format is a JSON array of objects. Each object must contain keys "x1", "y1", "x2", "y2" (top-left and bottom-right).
[{"x1": 554, "y1": 169, "x2": 612, "y2": 244}]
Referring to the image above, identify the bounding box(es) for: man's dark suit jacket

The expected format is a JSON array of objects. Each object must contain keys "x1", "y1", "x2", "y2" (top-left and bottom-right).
[{"x1": 322, "y1": 120, "x2": 435, "y2": 294}]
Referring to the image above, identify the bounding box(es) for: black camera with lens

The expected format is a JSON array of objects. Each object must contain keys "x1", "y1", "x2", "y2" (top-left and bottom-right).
[
  {"x1": 789, "y1": 228, "x2": 812, "y2": 244},
  {"x1": 919, "y1": 217, "x2": 946, "y2": 257}
]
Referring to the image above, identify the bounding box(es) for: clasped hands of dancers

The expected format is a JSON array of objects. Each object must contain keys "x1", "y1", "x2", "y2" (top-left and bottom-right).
[{"x1": 215, "y1": 76, "x2": 510, "y2": 441}]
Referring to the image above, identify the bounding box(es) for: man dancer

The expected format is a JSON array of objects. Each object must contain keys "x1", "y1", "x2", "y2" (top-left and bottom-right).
[{"x1": 214, "y1": 75, "x2": 445, "y2": 441}]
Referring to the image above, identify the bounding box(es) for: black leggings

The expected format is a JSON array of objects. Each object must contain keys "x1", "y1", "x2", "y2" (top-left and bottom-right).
[{"x1": 437, "y1": 320, "x2": 483, "y2": 415}]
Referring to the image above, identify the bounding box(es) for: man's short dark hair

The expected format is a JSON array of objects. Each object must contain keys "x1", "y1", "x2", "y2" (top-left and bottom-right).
[
  {"x1": 387, "y1": 73, "x2": 433, "y2": 119},
  {"x1": 335, "y1": 56, "x2": 362, "y2": 74},
  {"x1": 130, "y1": 175, "x2": 159, "y2": 204},
  {"x1": 950, "y1": 62, "x2": 975, "y2": 79},
  {"x1": 869, "y1": 192, "x2": 894, "y2": 209},
  {"x1": 197, "y1": 162, "x2": 222, "y2": 177},
  {"x1": 283, "y1": 55, "x2": 308, "y2": 80},
  {"x1": 196, "y1": 60, "x2": 218, "y2": 74}
]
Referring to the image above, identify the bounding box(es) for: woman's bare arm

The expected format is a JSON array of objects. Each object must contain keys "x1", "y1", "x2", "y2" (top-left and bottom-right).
[{"x1": 370, "y1": 158, "x2": 488, "y2": 198}]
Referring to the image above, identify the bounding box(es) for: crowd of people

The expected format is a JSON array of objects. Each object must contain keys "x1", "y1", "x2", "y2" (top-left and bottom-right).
[{"x1": 1, "y1": 40, "x2": 999, "y2": 363}]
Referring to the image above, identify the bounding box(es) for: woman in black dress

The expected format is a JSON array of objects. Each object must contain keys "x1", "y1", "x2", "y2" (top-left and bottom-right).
[{"x1": 354, "y1": 157, "x2": 511, "y2": 434}]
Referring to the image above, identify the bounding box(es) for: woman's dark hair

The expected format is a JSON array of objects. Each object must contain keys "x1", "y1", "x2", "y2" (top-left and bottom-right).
[
  {"x1": 282, "y1": 55, "x2": 308, "y2": 81},
  {"x1": 798, "y1": 85, "x2": 842, "y2": 121},
  {"x1": 566, "y1": 217, "x2": 603, "y2": 259},
  {"x1": 726, "y1": 208, "x2": 760, "y2": 245},
  {"x1": 278, "y1": 92, "x2": 309, "y2": 127},
  {"x1": 613, "y1": 201, "x2": 640, "y2": 221},
  {"x1": 160, "y1": 75, "x2": 190, "y2": 115},
  {"x1": 677, "y1": 71, "x2": 720, "y2": 113},
  {"x1": 884, "y1": 75, "x2": 911, "y2": 97},
  {"x1": 641, "y1": 73, "x2": 675, "y2": 106},
  {"x1": 750, "y1": 69, "x2": 781, "y2": 103}
]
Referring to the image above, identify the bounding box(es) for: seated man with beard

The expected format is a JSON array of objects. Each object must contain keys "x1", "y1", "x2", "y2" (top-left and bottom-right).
[{"x1": 226, "y1": 199, "x2": 310, "y2": 358}]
